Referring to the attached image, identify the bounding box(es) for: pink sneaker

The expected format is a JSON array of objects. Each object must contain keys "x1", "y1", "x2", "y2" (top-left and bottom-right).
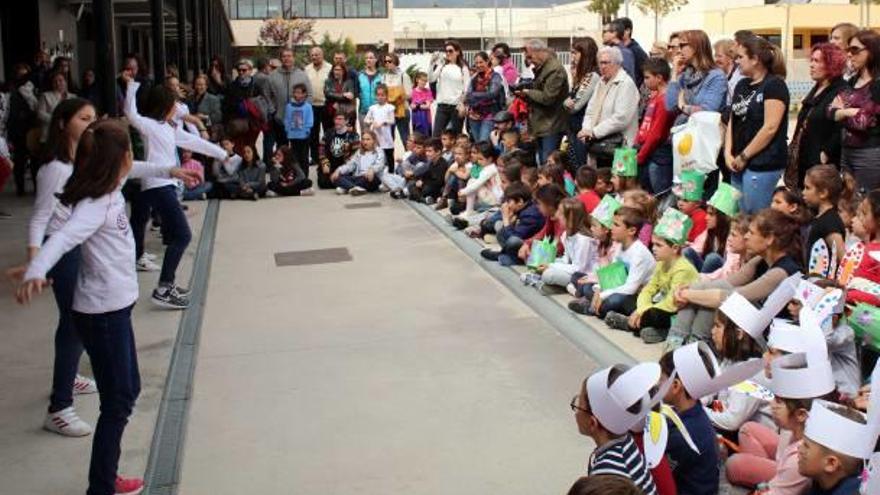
[{"x1": 115, "y1": 476, "x2": 144, "y2": 495}]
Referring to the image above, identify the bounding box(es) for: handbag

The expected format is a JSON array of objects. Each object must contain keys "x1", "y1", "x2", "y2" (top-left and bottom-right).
[{"x1": 588, "y1": 133, "x2": 625, "y2": 161}]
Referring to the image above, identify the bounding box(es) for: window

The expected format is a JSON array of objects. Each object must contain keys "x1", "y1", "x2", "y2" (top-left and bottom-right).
[
  {"x1": 225, "y1": 0, "x2": 387, "y2": 19},
  {"x1": 793, "y1": 34, "x2": 803, "y2": 50}
]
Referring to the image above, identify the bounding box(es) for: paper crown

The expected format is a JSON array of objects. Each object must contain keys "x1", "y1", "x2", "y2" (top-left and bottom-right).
[
  {"x1": 586, "y1": 362, "x2": 665, "y2": 435},
  {"x1": 767, "y1": 319, "x2": 806, "y2": 354},
  {"x1": 795, "y1": 278, "x2": 845, "y2": 332},
  {"x1": 838, "y1": 242, "x2": 865, "y2": 287},
  {"x1": 611, "y1": 148, "x2": 638, "y2": 178},
  {"x1": 719, "y1": 274, "x2": 800, "y2": 345},
  {"x1": 804, "y1": 359, "x2": 880, "y2": 460},
  {"x1": 707, "y1": 182, "x2": 741, "y2": 217},
  {"x1": 593, "y1": 194, "x2": 622, "y2": 229},
  {"x1": 673, "y1": 341, "x2": 764, "y2": 400},
  {"x1": 673, "y1": 170, "x2": 706, "y2": 202},
  {"x1": 768, "y1": 306, "x2": 836, "y2": 400},
  {"x1": 808, "y1": 239, "x2": 838, "y2": 280},
  {"x1": 642, "y1": 403, "x2": 699, "y2": 469},
  {"x1": 654, "y1": 208, "x2": 693, "y2": 246}
]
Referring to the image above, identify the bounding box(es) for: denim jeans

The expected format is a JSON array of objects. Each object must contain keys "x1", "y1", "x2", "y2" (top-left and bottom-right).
[
  {"x1": 581, "y1": 283, "x2": 637, "y2": 319},
  {"x1": 480, "y1": 210, "x2": 503, "y2": 235},
  {"x1": 648, "y1": 161, "x2": 673, "y2": 195},
  {"x1": 683, "y1": 248, "x2": 725, "y2": 274},
  {"x1": 536, "y1": 133, "x2": 563, "y2": 165},
  {"x1": 73, "y1": 305, "x2": 140, "y2": 495},
  {"x1": 731, "y1": 168, "x2": 783, "y2": 214},
  {"x1": 47, "y1": 245, "x2": 84, "y2": 413},
  {"x1": 335, "y1": 174, "x2": 380, "y2": 191},
  {"x1": 468, "y1": 118, "x2": 494, "y2": 143},
  {"x1": 395, "y1": 111, "x2": 411, "y2": 148},
  {"x1": 130, "y1": 185, "x2": 192, "y2": 285},
  {"x1": 182, "y1": 182, "x2": 213, "y2": 201}
]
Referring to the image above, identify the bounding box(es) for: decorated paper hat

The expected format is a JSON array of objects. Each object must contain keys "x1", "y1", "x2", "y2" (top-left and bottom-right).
[
  {"x1": 719, "y1": 274, "x2": 800, "y2": 345},
  {"x1": 707, "y1": 183, "x2": 741, "y2": 217},
  {"x1": 768, "y1": 306, "x2": 836, "y2": 400},
  {"x1": 837, "y1": 242, "x2": 865, "y2": 286},
  {"x1": 795, "y1": 278, "x2": 845, "y2": 333},
  {"x1": 804, "y1": 359, "x2": 880, "y2": 460},
  {"x1": 767, "y1": 319, "x2": 806, "y2": 354},
  {"x1": 593, "y1": 194, "x2": 622, "y2": 229},
  {"x1": 672, "y1": 341, "x2": 764, "y2": 400},
  {"x1": 674, "y1": 170, "x2": 706, "y2": 202},
  {"x1": 611, "y1": 147, "x2": 638, "y2": 178},
  {"x1": 808, "y1": 239, "x2": 838, "y2": 280},
  {"x1": 586, "y1": 362, "x2": 665, "y2": 435},
  {"x1": 642, "y1": 403, "x2": 699, "y2": 469},
  {"x1": 654, "y1": 208, "x2": 693, "y2": 246},
  {"x1": 862, "y1": 453, "x2": 880, "y2": 494}
]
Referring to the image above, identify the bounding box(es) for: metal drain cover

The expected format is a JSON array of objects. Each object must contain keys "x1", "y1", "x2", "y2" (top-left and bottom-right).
[
  {"x1": 344, "y1": 202, "x2": 383, "y2": 209},
  {"x1": 274, "y1": 247, "x2": 353, "y2": 267}
]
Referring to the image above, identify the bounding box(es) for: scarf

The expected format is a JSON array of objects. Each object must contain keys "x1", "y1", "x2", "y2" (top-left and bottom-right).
[
  {"x1": 679, "y1": 66, "x2": 708, "y2": 107},
  {"x1": 473, "y1": 68, "x2": 492, "y2": 93}
]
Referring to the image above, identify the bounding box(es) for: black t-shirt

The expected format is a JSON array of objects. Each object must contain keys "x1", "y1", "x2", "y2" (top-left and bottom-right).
[
  {"x1": 806, "y1": 208, "x2": 846, "y2": 257},
  {"x1": 730, "y1": 75, "x2": 790, "y2": 171},
  {"x1": 325, "y1": 130, "x2": 360, "y2": 167},
  {"x1": 754, "y1": 254, "x2": 803, "y2": 280}
]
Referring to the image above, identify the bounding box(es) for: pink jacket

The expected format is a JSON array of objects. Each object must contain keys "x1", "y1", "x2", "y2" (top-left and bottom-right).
[
  {"x1": 768, "y1": 437, "x2": 810, "y2": 495},
  {"x1": 500, "y1": 59, "x2": 518, "y2": 87}
]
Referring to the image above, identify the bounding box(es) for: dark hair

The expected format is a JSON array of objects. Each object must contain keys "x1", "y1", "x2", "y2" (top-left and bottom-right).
[
  {"x1": 384, "y1": 52, "x2": 400, "y2": 66},
  {"x1": 444, "y1": 40, "x2": 466, "y2": 67},
  {"x1": 853, "y1": 29, "x2": 880, "y2": 79},
  {"x1": 503, "y1": 182, "x2": 533, "y2": 203},
  {"x1": 492, "y1": 42, "x2": 512, "y2": 58},
  {"x1": 773, "y1": 186, "x2": 813, "y2": 226},
  {"x1": 474, "y1": 51, "x2": 490, "y2": 65},
  {"x1": 331, "y1": 62, "x2": 349, "y2": 81},
  {"x1": 659, "y1": 346, "x2": 716, "y2": 400},
  {"x1": 560, "y1": 197, "x2": 591, "y2": 236},
  {"x1": 375, "y1": 83, "x2": 388, "y2": 95},
  {"x1": 596, "y1": 167, "x2": 612, "y2": 185},
  {"x1": 41, "y1": 98, "x2": 94, "y2": 165},
  {"x1": 567, "y1": 475, "x2": 642, "y2": 495},
  {"x1": 474, "y1": 141, "x2": 498, "y2": 160},
  {"x1": 411, "y1": 132, "x2": 427, "y2": 146},
  {"x1": 501, "y1": 128, "x2": 521, "y2": 140},
  {"x1": 255, "y1": 58, "x2": 270, "y2": 71},
  {"x1": 702, "y1": 205, "x2": 731, "y2": 258},
  {"x1": 605, "y1": 20, "x2": 625, "y2": 40},
  {"x1": 740, "y1": 34, "x2": 787, "y2": 78},
  {"x1": 520, "y1": 167, "x2": 538, "y2": 189},
  {"x1": 572, "y1": 38, "x2": 599, "y2": 83},
  {"x1": 643, "y1": 56, "x2": 671, "y2": 81},
  {"x1": 59, "y1": 120, "x2": 131, "y2": 206},
  {"x1": 734, "y1": 30, "x2": 755, "y2": 44},
  {"x1": 276, "y1": 144, "x2": 301, "y2": 171},
  {"x1": 614, "y1": 206, "x2": 645, "y2": 232},
  {"x1": 424, "y1": 137, "x2": 443, "y2": 152},
  {"x1": 806, "y1": 164, "x2": 856, "y2": 206},
  {"x1": 752, "y1": 209, "x2": 804, "y2": 262},
  {"x1": 616, "y1": 17, "x2": 633, "y2": 33},
  {"x1": 576, "y1": 165, "x2": 598, "y2": 189},
  {"x1": 714, "y1": 311, "x2": 763, "y2": 361},
  {"x1": 863, "y1": 191, "x2": 880, "y2": 238},
  {"x1": 292, "y1": 83, "x2": 308, "y2": 94},
  {"x1": 143, "y1": 85, "x2": 178, "y2": 121},
  {"x1": 535, "y1": 183, "x2": 566, "y2": 210},
  {"x1": 441, "y1": 129, "x2": 457, "y2": 139},
  {"x1": 539, "y1": 164, "x2": 566, "y2": 190}
]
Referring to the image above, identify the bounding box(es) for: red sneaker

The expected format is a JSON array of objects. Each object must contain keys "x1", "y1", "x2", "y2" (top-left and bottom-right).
[{"x1": 114, "y1": 476, "x2": 144, "y2": 495}]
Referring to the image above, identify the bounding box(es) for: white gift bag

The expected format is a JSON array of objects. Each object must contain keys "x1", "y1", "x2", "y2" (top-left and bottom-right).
[{"x1": 672, "y1": 111, "x2": 723, "y2": 177}]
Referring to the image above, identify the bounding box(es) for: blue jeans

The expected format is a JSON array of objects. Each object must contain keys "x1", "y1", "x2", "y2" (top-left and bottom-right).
[
  {"x1": 130, "y1": 185, "x2": 192, "y2": 285},
  {"x1": 581, "y1": 283, "x2": 637, "y2": 319},
  {"x1": 682, "y1": 248, "x2": 724, "y2": 274},
  {"x1": 648, "y1": 161, "x2": 673, "y2": 195},
  {"x1": 73, "y1": 305, "x2": 140, "y2": 495},
  {"x1": 468, "y1": 118, "x2": 494, "y2": 143},
  {"x1": 536, "y1": 133, "x2": 563, "y2": 165},
  {"x1": 480, "y1": 210, "x2": 502, "y2": 235},
  {"x1": 182, "y1": 182, "x2": 213, "y2": 201},
  {"x1": 731, "y1": 168, "x2": 783, "y2": 214},
  {"x1": 47, "y1": 244, "x2": 84, "y2": 413},
  {"x1": 335, "y1": 174, "x2": 380, "y2": 191}
]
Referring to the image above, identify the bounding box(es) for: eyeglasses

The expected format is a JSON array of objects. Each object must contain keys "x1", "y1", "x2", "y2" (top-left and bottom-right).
[
  {"x1": 598, "y1": 60, "x2": 612, "y2": 65},
  {"x1": 570, "y1": 395, "x2": 589, "y2": 414},
  {"x1": 848, "y1": 46, "x2": 867, "y2": 55},
  {"x1": 669, "y1": 44, "x2": 681, "y2": 50},
  {"x1": 678, "y1": 42, "x2": 690, "y2": 48},
  {"x1": 445, "y1": 49, "x2": 455, "y2": 54}
]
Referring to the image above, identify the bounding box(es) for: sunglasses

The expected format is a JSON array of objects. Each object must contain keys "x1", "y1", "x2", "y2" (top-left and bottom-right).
[
  {"x1": 445, "y1": 49, "x2": 455, "y2": 53},
  {"x1": 848, "y1": 46, "x2": 866, "y2": 55},
  {"x1": 384, "y1": 59, "x2": 394, "y2": 64}
]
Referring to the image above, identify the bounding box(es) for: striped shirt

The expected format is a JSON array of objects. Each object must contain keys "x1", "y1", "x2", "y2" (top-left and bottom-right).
[{"x1": 588, "y1": 434, "x2": 658, "y2": 495}]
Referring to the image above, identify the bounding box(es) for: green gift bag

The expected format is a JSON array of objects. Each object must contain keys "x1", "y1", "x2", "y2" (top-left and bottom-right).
[
  {"x1": 597, "y1": 261, "x2": 628, "y2": 291},
  {"x1": 848, "y1": 303, "x2": 880, "y2": 353},
  {"x1": 527, "y1": 237, "x2": 557, "y2": 269},
  {"x1": 612, "y1": 147, "x2": 638, "y2": 178}
]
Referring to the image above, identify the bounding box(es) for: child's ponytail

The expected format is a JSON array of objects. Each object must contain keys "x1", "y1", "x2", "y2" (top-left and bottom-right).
[{"x1": 806, "y1": 164, "x2": 855, "y2": 206}]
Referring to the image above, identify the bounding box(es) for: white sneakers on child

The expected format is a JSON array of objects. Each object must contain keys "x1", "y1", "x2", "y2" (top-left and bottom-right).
[
  {"x1": 44, "y1": 407, "x2": 92, "y2": 437},
  {"x1": 136, "y1": 254, "x2": 160, "y2": 272},
  {"x1": 335, "y1": 187, "x2": 348, "y2": 195},
  {"x1": 73, "y1": 374, "x2": 98, "y2": 395},
  {"x1": 300, "y1": 188, "x2": 316, "y2": 196}
]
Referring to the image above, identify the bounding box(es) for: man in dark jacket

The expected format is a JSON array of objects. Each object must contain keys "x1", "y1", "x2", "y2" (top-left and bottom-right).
[
  {"x1": 518, "y1": 39, "x2": 570, "y2": 164},
  {"x1": 618, "y1": 17, "x2": 647, "y2": 88}
]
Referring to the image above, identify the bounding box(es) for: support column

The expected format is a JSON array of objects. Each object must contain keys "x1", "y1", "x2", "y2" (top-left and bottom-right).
[
  {"x1": 176, "y1": 0, "x2": 189, "y2": 80},
  {"x1": 191, "y1": 0, "x2": 202, "y2": 74},
  {"x1": 93, "y1": 0, "x2": 117, "y2": 116},
  {"x1": 150, "y1": 0, "x2": 166, "y2": 83}
]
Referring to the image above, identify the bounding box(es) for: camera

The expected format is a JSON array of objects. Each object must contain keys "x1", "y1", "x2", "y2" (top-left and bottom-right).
[{"x1": 510, "y1": 80, "x2": 534, "y2": 93}]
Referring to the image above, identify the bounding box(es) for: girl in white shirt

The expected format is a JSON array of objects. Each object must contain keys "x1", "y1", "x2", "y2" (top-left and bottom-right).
[
  {"x1": 15, "y1": 119, "x2": 201, "y2": 495},
  {"x1": 364, "y1": 84, "x2": 396, "y2": 173},
  {"x1": 428, "y1": 41, "x2": 470, "y2": 136},
  {"x1": 540, "y1": 198, "x2": 599, "y2": 292}
]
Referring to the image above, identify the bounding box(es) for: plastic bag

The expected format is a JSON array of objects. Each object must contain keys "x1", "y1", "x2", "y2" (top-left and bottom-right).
[
  {"x1": 527, "y1": 237, "x2": 557, "y2": 269},
  {"x1": 597, "y1": 261, "x2": 628, "y2": 291},
  {"x1": 848, "y1": 303, "x2": 880, "y2": 353},
  {"x1": 672, "y1": 111, "x2": 722, "y2": 177}
]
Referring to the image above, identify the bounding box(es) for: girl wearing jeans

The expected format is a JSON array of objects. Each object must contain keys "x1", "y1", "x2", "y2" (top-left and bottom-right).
[
  {"x1": 122, "y1": 73, "x2": 227, "y2": 310},
  {"x1": 15, "y1": 119, "x2": 202, "y2": 495}
]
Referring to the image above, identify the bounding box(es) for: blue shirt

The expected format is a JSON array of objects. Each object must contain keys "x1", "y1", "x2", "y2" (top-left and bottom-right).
[
  {"x1": 806, "y1": 475, "x2": 861, "y2": 495},
  {"x1": 666, "y1": 403, "x2": 720, "y2": 495},
  {"x1": 284, "y1": 100, "x2": 314, "y2": 140}
]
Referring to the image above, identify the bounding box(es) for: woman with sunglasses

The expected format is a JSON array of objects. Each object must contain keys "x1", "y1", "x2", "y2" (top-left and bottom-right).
[
  {"x1": 830, "y1": 30, "x2": 880, "y2": 194},
  {"x1": 666, "y1": 30, "x2": 727, "y2": 128},
  {"x1": 381, "y1": 52, "x2": 413, "y2": 149},
  {"x1": 429, "y1": 40, "x2": 469, "y2": 137}
]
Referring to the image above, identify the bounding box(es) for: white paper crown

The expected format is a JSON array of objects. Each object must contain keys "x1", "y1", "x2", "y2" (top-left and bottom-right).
[
  {"x1": 719, "y1": 275, "x2": 799, "y2": 345},
  {"x1": 767, "y1": 319, "x2": 806, "y2": 354},
  {"x1": 768, "y1": 306, "x2": 836, "y2": 399},
  {"x1": 673, "y1": 342, "x2": 764, "y2": 400},
  {"x1": 795, "y1": 278, "x2": 845, "y2": 332},
  {"x1": 808, "y1": 238, "x2": 838, "y2": 280},
  {"x1": 587, "y1": 363, "x2": 665, "y2": 435}
]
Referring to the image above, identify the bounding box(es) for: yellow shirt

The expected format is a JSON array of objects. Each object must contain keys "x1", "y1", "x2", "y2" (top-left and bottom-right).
[{"x1": 636, "y1": 256, "x2": 698, "y2": 314}]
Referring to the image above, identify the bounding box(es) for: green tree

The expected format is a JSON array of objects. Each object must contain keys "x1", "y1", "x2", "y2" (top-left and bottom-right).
[
  {"x1": 315, "y1": 33, "x2": 365, "y2": 70},
  {"x1": 587, "y1": 0, "x2": 622, "y2": 24},
  {"x1": 635, "y1": 0, "x2": 689, "y2": 42}
]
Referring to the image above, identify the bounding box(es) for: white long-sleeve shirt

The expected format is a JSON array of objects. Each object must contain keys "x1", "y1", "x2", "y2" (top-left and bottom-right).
[
  {"x1": 600, "y1": 239, "x2": 656, "y2": 300},
  {"x1": 124, "y1": 81, "x2": 226, "y2": 191},
  {"x1": 173, "y1": 101, "x2": 201, "y2": 135},
  {"x1": 364, "y1": 103, "x2": 395, "y2": 150},
  {"x1": 550, "y1": 233, "x2": 599, "y2": 275},
  {"x1": 336, "y1": 150, "x2": 385, "y2": 177},
  {"x1": 29, "y1": 160, "x2": 175, "y2": 248},
  {"x1": 429, "y1": 63, "x2": 469, "y2": 106}
]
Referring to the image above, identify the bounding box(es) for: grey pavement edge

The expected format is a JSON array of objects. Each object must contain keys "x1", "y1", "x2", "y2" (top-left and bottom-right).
[
  {"x1": 406, "y1": 201, "x2": 636, "y2": 367},
  {"x1": 144, "y1": 200, "x2": 221, "y2": 495}
]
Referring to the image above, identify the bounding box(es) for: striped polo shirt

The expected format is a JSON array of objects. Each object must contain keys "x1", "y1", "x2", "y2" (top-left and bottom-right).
[{"x1": 588, "y1": 433, "x2": 658, "y2": 495}]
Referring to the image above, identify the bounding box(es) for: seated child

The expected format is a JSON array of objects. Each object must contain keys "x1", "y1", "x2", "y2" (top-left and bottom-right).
[
  {"x1": 621, "y1": 189, "x2": 656, "y2": 248},
  {"x1": 387, "y1": 133, "x2": 427, "y2": 198},
  {"x1": 236, "y1": 145, "x2": 267, "y2": 200},
  {"x1": 568, "y1": 203, "x2": 622, "y2": 297},
  {"x1": 268, "y1": 145, "x2": 314, "y2": 197},
  {"x1": 516, "y1": 184, "x2": 567, "y2": 264},
  {"x1": 501, "y1": 128, "x2": 521, "y2": 154},
  {"x1": 440, "y1": 129, "x2": 456, "y2": 163},
  {"x1": 572, "y1": 364, "x2": 660, "y2": 495},
  {"x1": 798, "y1": 402, "x2": 875, "y2": 494},
  {"x1": 529, "y1": 198, "x2": 598, "y2": 295},
  {"x1": 331, "y1": 130, "x2": 385, "y2": 196},
  {"x1": 569, "y1": 206, "x2": 656, "y2": 320},
  {"x1": 538, "y1": 163, "x2": 566, "y2": 191},
  {"x1": 701, "y1": 214, "x2": 749, "y2": 282},
  {"x1": 846, "y1": 191, "x2": 880, "y2": 306},
  {"x1": 320, "y1": 113, "x2": 359, "y2": 189},
  {"x1": 686, "y1": 183, "x2": 739, "y2": 275},
  {"x1": 468, "y1": 163, "x2": 524, "y2": 239},
  {"x1": 212, "y1": 137, "x2": 243, "y2": 198},
  {"x1": 674, "y1": 172, "x2": 708, "y2": 247},
  {"x1": 480, "y1": 182, "x2": 545, "y2": 266},
  {"x1": 566, "y1": 475, "x2": 644, "y2": 495},
  {"x1": 406, "y1": 137, "x2": 448, "y2": 204},
  {"x1": 596, "y1": 167, "x2": 614, "y2": 197},
  {"x1": 603, "y1": 209, "x2": 698, "y2": 344},
  {"x1": 180, "y1": 149, "x2": 213, "y2": 200},
  {"x1": 450, "y1": 142, "x2": 503, "y2": 223},
  {"x1": 437, "y1": 143, "x2": 472, "y2": 213},
  {"x1": 576, "y1": 166, "x2": 601, "y2": 213}
]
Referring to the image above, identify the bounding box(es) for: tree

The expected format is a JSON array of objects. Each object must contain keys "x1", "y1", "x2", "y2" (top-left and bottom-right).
[
  {"x1": 587, "y1": 0, "x2": 622, "y2": 25},
  {"x1": 635, "y1": 0, "x2": 689, "y2": 42}
]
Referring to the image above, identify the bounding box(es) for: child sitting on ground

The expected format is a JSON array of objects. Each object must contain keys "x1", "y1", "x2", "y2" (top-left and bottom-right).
[
  {"x1": 803, "y1": 165, "x2": 852, "y2": 265},
  {"x1": 468, "y1": 163, "x2": 525, "y2": 239},
  {"x1": 268, "y1": 145, "x2": 314, "y2": 197},
  {"x1": 387, "y1": 133, "x2": 427, "y2": 198},
  {"x1": 568, "y1": 200, "x2": 622, "y2": 297},
  {"x1": 213, "y1": 138, "x2": 243, "y2": 198},
  {"x1": 449, "y1": 142, "x2": 503, "y2": 222},
  {"x1": 674, "y1": 172, "x2": 708, "y2": 247},
  {"x1": 440, "y1": 130, "x2": 456, "y2": 163},
  {"x1": 480, "y1": 182, "x2": 546, "y2": 267},
  {"x1": 538, "y1": 163, "x2": 567, "y2": 191},
  {"x1": 236, "y1": 145, "x2": 267, "y2": 200},
  {"x1": 501, "y1": 128, "x2": 521, "y2": 154},
  {"x1": 576, "y1": 166, "x2": 601, "y2": 213},
  {"x1": 771, "y1": 187, "x2": 812, "y2": 243},
  {"x1": 180, "y1": 149, "x2": 213, "y2": 200},
  {"x1": 406, "y1": 137, "x2": 448, "y2": 204},
  {"x1": 621, "y1": 189, "x2": 656, "y2": 248},
  {"x1": 596, "y1": 167, "x2": 614, "y2": 197},
  {"x1": 517, "y1": 184, "x2": 567, "y2": 265},
  {"x1": 569, "y1": 206, "x2": 656, "y2": 320},
  {"x1": 701, "y1": 214, "x2": 748, "y2": 282},
  {"x1": 320, "y1": 113, "x2": 359, "y2": 189},
  {"x1": 604, "y1": 209, "x2": 699, "y2": 344},
  {"x1": 686, "y1": 183, "x2": 739, "y2": 275},
  {"x1": 436, "y1": 143, "x2": 472, "y2": 213},
  {"x1": 847, "y1": 191, "x2": 880, "y2": 306},
  {"x1": 331, "y1": 130, "x2": 385, "y2": 196}
]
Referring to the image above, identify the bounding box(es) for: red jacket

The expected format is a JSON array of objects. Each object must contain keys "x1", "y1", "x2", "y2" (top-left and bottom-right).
[
  {"x1": 578, "y1": 190, "x2": 601, "y2": 213},
  {"x1": 847, "y1": 241, "x2": 880, "y2": 306},
  {"x1": 636, "y1": 90, "x2": 674, "y2": 166},
  {"x1": 688, "y1": 208, "x2": 707, "y2": 243},
  {"x1": 633, "y1": 432, "x2": 677, "y2": 495}
]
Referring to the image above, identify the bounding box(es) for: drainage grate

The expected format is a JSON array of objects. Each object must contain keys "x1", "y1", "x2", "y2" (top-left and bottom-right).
[
  {"x1": 274, "y1": 247, "x2": 353, "y2": 267},
  {"x1": 344, "y1": 202, "x2": 382, "y2": 209}
]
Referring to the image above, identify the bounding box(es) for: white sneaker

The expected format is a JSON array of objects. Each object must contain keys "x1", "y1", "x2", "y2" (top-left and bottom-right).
[
  {"x1": 566, "y1": 283, "x2": 578, "y2": 297},
  {"x1": 335, "y1": 187, "x2": 347, "y2": 195},
  {"x1": 73, "y1": 374, "x2": 97, "y2": 395},
  {"x1": 379, "y1": 184, "x2": 390, "y2": 193},
  {"x1": 300, "y1": 187, "x2": 315, "y2": 196},
  {"x1": 44, "y1": 407, "x2": 92, "y2": 437},
  {"x1": 142, "y1": 252, "x2": 158, "y2": 261},
  {"x1": 136, "y1": 255, "x2": 160, "y2": 272},
  {"x1": 265, "y1": 190, "x2": 279, "y2": 198},
  {"x1": 350, "y1": 186, "x2": 367, "y2": 196}
]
